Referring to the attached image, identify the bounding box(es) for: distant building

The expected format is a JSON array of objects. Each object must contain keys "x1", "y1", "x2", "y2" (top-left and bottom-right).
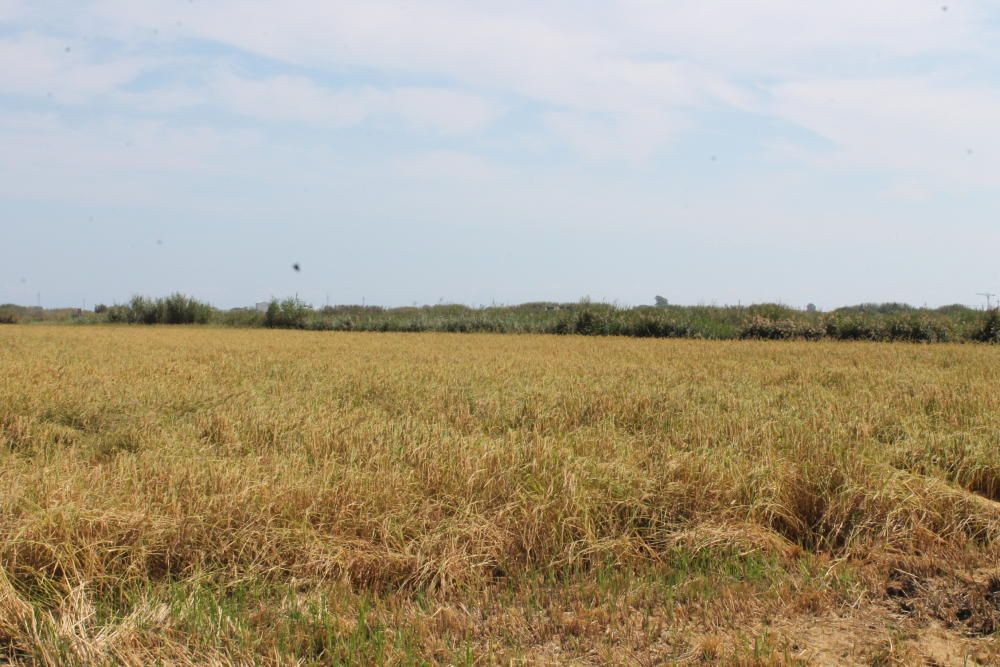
[{"x1": 255, "y1": 302, "x2": 270, "y2": 313}]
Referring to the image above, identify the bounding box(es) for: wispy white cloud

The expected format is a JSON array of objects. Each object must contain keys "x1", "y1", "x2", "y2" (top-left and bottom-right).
[
  {"x1": 0, "y1": 27, "x2": 502, "y2": 136},
  {"x1": 39, "y1": 0, "x2": 990, "y2": 173},
  {"x1": 0, "y1": 111, "x2": 262, "y2": 205},
  {"x1": 542, "y1": 109, "x2": 690, "y2": 161},
  {"x1": 615, "y1": 1, "x2": 991, "y2": 71},
  {"x1": 0, "y1": 31, "x2": 148, "y2": 103},
  {"x1": 85, "y1": 1, "x2": 991, "y2": 81},
  {"x1": 109, "y1": 73, "x2": 501, "y2": 137},
  {"x1": 768, "y1": 77, "x2": 1000, "y2": 191},
  {"x1": 389, "y1": 149, "x2": 507, "y2": 185},
  {"x1": 206, "y1": 73, "x2": 502, "y2": 134}
]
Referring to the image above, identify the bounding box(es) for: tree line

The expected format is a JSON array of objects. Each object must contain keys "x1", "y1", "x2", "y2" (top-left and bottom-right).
[{"x1": 3, "y1": 295, "x2": 998, "y2": 343}]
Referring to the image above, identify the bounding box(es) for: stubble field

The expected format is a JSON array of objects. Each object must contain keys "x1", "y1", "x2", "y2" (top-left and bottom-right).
[{"x1": 0, "y1": 326, "x2": 998, "y2": 665}]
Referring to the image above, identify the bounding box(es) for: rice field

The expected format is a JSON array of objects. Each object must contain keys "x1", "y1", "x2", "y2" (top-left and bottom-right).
[{"x1": 1, "y1": 326, "x2": 998, "y2": 665}]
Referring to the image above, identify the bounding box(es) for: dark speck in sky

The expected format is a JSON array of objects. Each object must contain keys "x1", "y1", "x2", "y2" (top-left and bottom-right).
[{"x1": 292, "y1": 263, "x2": 301, "y2": 272}]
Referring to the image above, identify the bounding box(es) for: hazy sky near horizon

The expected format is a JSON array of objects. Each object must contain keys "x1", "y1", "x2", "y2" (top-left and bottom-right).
[{"x1": 3, "y1": 1, "x2": 1000, "y2": 309}]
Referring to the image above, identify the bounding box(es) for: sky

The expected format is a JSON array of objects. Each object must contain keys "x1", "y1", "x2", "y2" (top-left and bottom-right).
[{"x1": 2, "y1": 1, "x2": 999, "y2": 310}]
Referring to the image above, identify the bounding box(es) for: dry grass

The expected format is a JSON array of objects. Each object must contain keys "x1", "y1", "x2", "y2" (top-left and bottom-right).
[{"x1": 1, "y1": 326, "x2": 998, "y2": 665}]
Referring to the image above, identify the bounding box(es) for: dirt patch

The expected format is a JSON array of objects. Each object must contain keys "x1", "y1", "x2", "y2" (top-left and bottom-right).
[{"x1": 770, "y1": 612, "x2": 996, "y2": 666}]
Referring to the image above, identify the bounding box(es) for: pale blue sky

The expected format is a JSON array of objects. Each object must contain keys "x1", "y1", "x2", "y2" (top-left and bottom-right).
[{"x1": 2, "y1": 1, "x2": 999, "y2": 309}]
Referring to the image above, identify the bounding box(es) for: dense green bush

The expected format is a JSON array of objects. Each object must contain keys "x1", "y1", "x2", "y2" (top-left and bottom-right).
[
  {"x1": 101, "y1": 294, "x2": 213, "y2": 325},
  {"x1": 264, "y1": 298, "x2": 311, "y2": 329},
  {"x1": 162, "y1": 293, "x2": 213, "y2": 324},
  {"x1": 977, "y1": 309, "x2": 1000, "y2": 343},
  {"x1": 129, "y1": 294, "x2": 212, "y2": 324},
  {"x1": 220, "y1": 308, "x2": 266, "y2": 328},
  {"x1": 823, "y1": 315, "x2": 888, "y2": 341},
  {"x1": 740, "y1": 317, "x2": 825, "y2": 341},
  {"x1": 0, "y1": 307, "x2": 20, "y2": 324},
  {"x1": 835, "y1": 302, "x2": 914, "y2": 316},
  {"x1": 105, "y1": 304, "x2": 131, "y2": 324},
  {"x1": 884, "y1": 314, "x2": 956, "y2": 343},
  {"x1": 745, "y1": 303, "x2": 801, "y2": 321},
  {"x1": 573, "y1": 310, "x2": 602, "y2": 335}
]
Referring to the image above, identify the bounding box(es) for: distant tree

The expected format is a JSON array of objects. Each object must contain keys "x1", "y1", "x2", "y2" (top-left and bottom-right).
[
  {"x1": 977, "y1": 309, "x2": 1000, "y2": 343},
  {"x1": 0, "y1": 307, "x2": 18, "y2": 324},
  {"x1": 654, "y1": 296, "x2": 669, "y2": 308},
  {"x1": 264, "y1": 297, "x2": 311, "y2": 329}
]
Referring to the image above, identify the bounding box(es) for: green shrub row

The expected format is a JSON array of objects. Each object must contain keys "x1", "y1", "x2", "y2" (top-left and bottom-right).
[
  {"x1": 104, "y1": 294, "x2": 213, "y2": 325},
  {"x1": 740, "y1": 314, "x2": 965, "y2": 343},
  {"x1": 10, "y1": 296, "x2": 1000, "y2": 344}
]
